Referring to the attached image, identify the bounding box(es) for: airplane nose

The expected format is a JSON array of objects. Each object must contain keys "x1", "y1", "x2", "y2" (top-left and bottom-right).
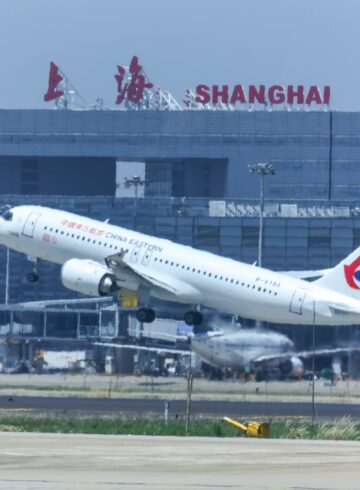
[{"x1": 0, "y1": 206, "x2": 13, "y2": 222}]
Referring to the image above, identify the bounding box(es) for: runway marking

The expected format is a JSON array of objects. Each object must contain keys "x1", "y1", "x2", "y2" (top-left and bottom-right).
[{"x1": 0, "y1": 408, "x2": 34, "y2": 412}]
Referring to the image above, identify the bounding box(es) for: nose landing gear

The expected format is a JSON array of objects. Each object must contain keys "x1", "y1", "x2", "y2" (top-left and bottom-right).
[
  {"x1": 26, "y1": 257, "x2": 39, "y2": 283},
  {"x1": 27, "y1": 271, "x2": 39, "y2": 283}
]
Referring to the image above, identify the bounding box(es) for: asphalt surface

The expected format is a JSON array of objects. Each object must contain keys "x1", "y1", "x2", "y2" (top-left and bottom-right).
[
  {"x1": 0, "y1": 395, "x2": 359, "y2": 419},
  {"x1": 1, "y1": 433, "x2": 360, "y2": 489}
]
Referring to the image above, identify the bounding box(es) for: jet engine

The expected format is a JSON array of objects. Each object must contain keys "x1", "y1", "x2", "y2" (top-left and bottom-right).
[
  {"x1": 279, "y1": 356, "x2": 304, "y2": 378},
  {"x1": 61, "y1": 259, "x2": 118, "y2": 297}
]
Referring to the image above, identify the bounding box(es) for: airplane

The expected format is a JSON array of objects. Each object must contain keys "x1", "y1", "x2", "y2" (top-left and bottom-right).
[
  {"x1": 190, "y1": 328, "x2": 304, "y2": 380},
  {"x1": 191, "y1": 325, "x2": 360, "y2": 380},
  {"x1": 1, "y1": 204, "x2": 360, "y2": 327}
]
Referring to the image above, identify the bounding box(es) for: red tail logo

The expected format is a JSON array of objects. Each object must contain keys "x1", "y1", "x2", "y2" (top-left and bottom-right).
[{"x1": 344, "y1": 256, "x2": 360, "y2": 289}]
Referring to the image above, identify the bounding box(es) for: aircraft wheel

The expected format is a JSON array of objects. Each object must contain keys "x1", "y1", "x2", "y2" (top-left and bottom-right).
[
  {"x1": 27, "y1": 272, "x2": 39, "y2": 283},
  {"x1": 184, "y1": 310, "x2": 203, "y2": 326},
  {"x1": 136, "y1": 307, "x2": 156, "y2": 323}
]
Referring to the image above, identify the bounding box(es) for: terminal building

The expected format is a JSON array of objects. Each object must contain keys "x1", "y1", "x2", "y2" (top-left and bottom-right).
[{"x1": 1, "y1": 108, "x2": 360, "y2": 362}]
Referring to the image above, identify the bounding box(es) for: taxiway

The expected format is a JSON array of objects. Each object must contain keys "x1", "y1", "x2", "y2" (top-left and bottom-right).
[{"x1": 0, "y1": 432, "x2": 359, "y2": 489}]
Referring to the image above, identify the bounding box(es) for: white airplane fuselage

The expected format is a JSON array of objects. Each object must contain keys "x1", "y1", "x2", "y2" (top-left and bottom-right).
[{"x1": 1, "y1": 205, "x2": 360, "y2": 326}]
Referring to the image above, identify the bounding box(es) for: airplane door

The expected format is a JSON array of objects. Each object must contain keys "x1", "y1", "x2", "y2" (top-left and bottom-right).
[
  {"x1": 289, "y1": 288, "x2": 307, "y2": 315},
  {"x1": 22, "y1": 212, "x2": 41, "y2": 238}
]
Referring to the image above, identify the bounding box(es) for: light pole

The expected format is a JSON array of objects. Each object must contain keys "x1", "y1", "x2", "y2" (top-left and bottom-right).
[
  {"x1": 124, "y1": 175, "x2": 146, "y2": 227},
  {"x1": 5, "y1": 247, "x2": 9, "y2": 304},
  {"x1": 248, "y1": 163, "x2": 275, "y2": 268},
  {"x1": 124, "y1": 175, "x2": 145, "y2": 201}
]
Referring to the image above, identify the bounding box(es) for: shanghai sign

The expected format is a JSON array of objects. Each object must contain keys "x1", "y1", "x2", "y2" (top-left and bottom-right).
[
  {"x1": 43, "y1": 57, "x2": 331, "y2": 109},
  {"x1": 195, "y1": 84, "x2": 330, "y2": 106}
]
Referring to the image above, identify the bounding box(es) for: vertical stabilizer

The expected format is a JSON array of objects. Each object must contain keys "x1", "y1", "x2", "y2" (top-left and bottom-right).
[{"x1": 315, "y1": 247, "x2": 360, "y2": 299}]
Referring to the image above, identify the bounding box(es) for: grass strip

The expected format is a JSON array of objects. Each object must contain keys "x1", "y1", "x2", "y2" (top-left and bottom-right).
[{"x1": 0, "y1": 415, "x2": 360, "y2": 440}]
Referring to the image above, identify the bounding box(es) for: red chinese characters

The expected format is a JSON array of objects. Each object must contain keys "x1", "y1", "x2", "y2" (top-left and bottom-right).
[
  {"x1": 44, "y1": 61, "x2": 64, "y2": 102},
  {"x1": 60, "y1": 219, "x2": 104, "y2": 236},
  {"x1": 115, "y1": 56, "x2": 153, "y2": 104}
]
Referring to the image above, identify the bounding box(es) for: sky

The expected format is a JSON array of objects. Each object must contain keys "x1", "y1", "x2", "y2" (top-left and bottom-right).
[{"x1": 0, "y1": 0, "x2": 359, "y2": 110}]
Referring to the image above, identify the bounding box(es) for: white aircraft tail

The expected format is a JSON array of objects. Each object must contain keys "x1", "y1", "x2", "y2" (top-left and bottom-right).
[{"x1": 315, "y1": 247, "x2": 360, "y2": 298}]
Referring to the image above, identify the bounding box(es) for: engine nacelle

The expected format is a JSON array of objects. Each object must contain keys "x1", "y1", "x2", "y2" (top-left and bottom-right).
[
  {"x1": 279, "y1": 356, "x2": 304, "y2": 378},
  {"x1": 61, "y1": 259, "x2": 118, "y2": 297}
]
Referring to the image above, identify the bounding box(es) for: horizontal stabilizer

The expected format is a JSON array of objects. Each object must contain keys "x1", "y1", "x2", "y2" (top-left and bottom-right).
[{"x1": 282, "y1": 269, "x2": 331, "y2": 280}]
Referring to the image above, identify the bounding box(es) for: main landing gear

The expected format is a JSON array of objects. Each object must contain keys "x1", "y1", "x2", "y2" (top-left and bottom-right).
[
  {"x1": 184, "y1": 310, "x2": 203, "y2": 326},
  {"x1": 134, "y1": 308, "x2": 203, "y2": 327},
  {"x1": 135, "y1": 307, "x2": 156, "y2": 323}
]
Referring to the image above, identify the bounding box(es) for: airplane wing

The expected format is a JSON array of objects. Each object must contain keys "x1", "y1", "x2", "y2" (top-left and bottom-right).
[
  {"x1": 94, "y1": 341, "x2": 189, "y2": 356},
  {"x1": 253, "y1": 347, "x2": 360, "y2": 365},
  {"x1": 105, "y1": 252, "x2": 203, "y2": 300}
]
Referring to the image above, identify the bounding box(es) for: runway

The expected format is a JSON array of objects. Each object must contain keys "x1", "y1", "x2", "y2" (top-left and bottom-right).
[
  {"x1": 0, "y1": 395, "x2": 359, "y2": 419},
  {"x1": 0, "y1": 432, "x2": 359, "y2": 489}
]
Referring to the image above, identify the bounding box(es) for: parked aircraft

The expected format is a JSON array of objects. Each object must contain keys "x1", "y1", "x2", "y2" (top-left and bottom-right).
[
  {"x1": 191, "y1": 328, "x2": 303, "y2": 378},
  {"x1": 191, "y1": 326, "x2": 360, "y2": 380},
  {"x1": 1, "y1": 204, "x2": 360, "y2": 327}
]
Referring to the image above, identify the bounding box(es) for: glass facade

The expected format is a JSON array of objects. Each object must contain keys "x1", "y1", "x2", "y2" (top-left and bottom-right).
[{"x1": 0, "y1": 109, "x2": 360, "y2": 200}]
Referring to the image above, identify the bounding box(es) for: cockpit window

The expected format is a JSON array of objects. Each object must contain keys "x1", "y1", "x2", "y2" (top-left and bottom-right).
[
  {"x1": 3, "y1": 211, "x2": 13, "y2": 221},
  {"x1": 0, "y1": 206, "x2": 13, "y2": 221}
]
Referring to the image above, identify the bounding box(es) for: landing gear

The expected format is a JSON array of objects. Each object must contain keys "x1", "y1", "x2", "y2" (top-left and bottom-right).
[
  {"x1": 26, "y1": 257, "x2": 39, "y2": 284},
  {"x1": 27, "y1": 271, "x2": 39, "y2": 283},
  {"x1": 136, "y1": 307, "x2": 156, "y2": 323},
  {"x1": 184, "y1": 310, "x2": 203, "y2": 326}
]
